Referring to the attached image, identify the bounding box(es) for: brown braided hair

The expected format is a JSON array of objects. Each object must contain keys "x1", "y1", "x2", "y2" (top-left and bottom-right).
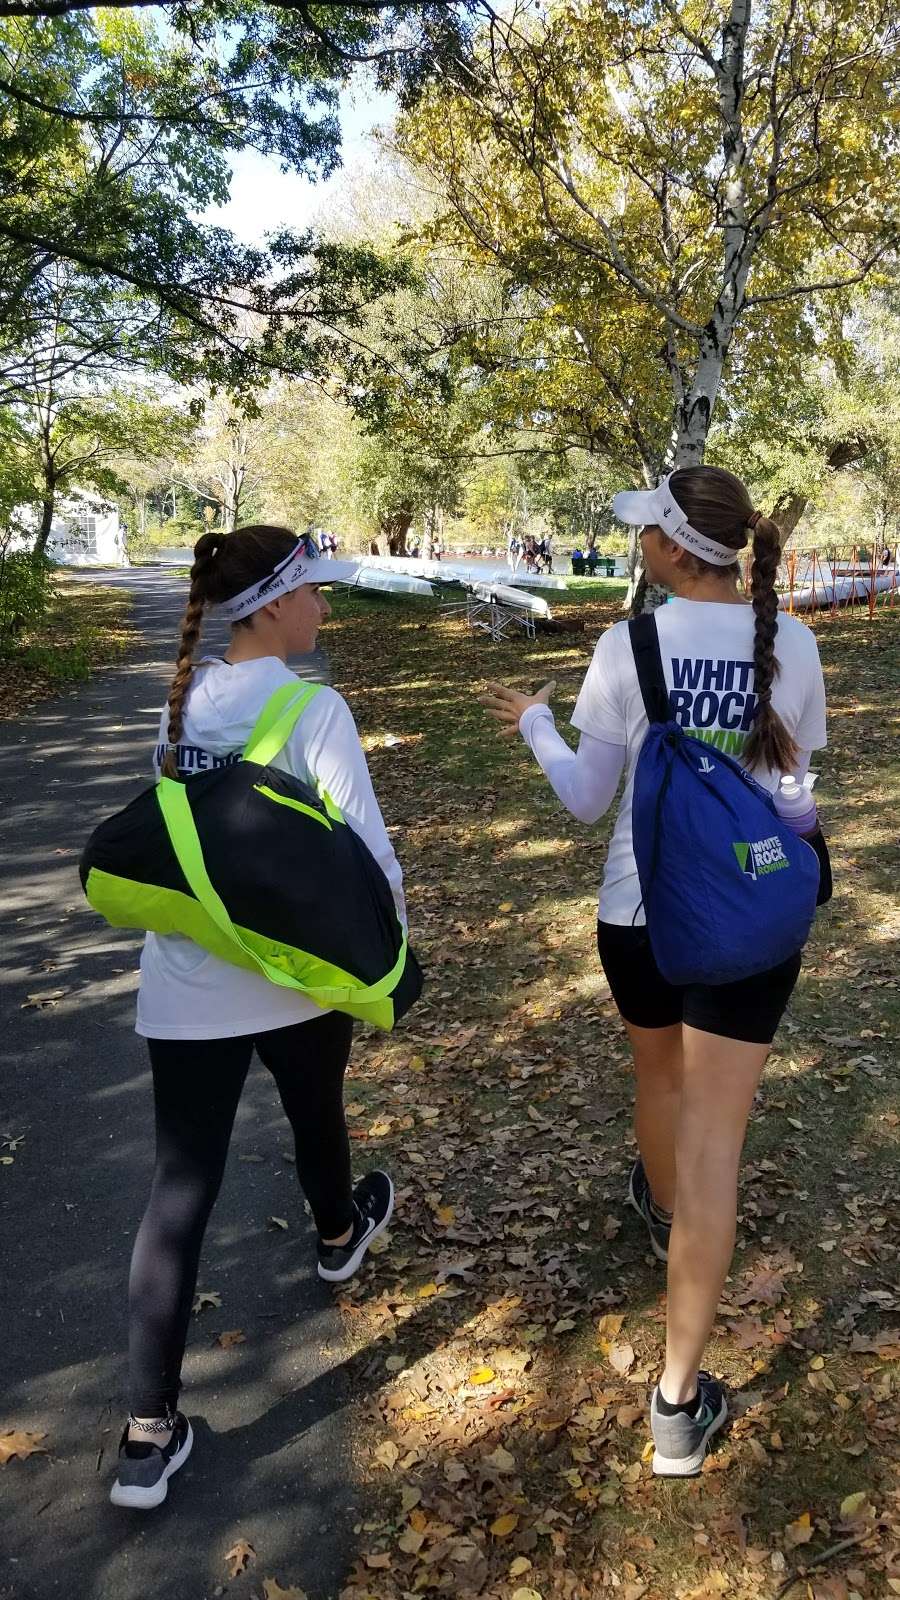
[
  {"x1": 665, "y1": 466, "x2": 799, "y2": 774},
  {"x1": 160, "y1": 524, "x2": 298, "y2": 779}
]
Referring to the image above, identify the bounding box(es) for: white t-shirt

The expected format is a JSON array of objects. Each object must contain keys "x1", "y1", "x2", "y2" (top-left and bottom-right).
[
  {"x1": 136, "y1": 656, "x2": 406, "y2": 1040},
  {"x1": 570, "y1": 600, "x2": 827, "y2": 925}
]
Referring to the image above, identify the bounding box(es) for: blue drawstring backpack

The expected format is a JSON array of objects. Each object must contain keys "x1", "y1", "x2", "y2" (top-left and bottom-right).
[{"x1": 628, "y1": 614, "x2": 820, "y2": 986}]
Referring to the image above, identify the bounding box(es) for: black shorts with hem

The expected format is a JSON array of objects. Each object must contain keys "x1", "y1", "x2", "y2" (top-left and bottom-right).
[{"x1": 596, "y1": 921, "x2": 801, "y2": 1046}]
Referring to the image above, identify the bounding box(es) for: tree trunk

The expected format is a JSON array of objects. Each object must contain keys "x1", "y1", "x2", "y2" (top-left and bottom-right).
[
  {"x1": 32, "y1": 497, "x2": 55, "y2": 558},
  {"x1": 772, "y1": 438, "x2": 868, "y2": 545},
  {"x1": 382, "y1": 507, "x2": 413, "y2": 557}
]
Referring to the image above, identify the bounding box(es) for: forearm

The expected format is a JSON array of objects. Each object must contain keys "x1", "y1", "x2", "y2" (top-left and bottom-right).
[{"x1": 519, "y1": 705, "x2": 625, "y2": 824}]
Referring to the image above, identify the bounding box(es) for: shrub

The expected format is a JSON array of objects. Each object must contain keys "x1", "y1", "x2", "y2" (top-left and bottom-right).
[{"x1": 0, "y1": 548, "x2": 54, "y2": 654}]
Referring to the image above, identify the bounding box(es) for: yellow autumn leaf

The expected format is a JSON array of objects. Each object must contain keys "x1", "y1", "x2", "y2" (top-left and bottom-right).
[
  {"x1": 597, "y1": 1313, "x2": 625, "y2": 1340},
  {"x1": 840, "y1": 1491, "x2": 869, "y2": 1518},
  {"x1": 409, "y1": 1055, "x2": 425, "y2": 1071},
  {"x1": 490, "y1": 1512, "x2": 519, "y2": 1537},
  {"x1": 784, "y1": 1511, "x2": 814, "y2": 1546},
  {"x1": 511, "y1": 1588, "x2": 543, "y2": 1600},
  {"x1": 434, "y1": 1205, "x2": 456, "y2": 1225},
  {"x1": 809, "y1": 1355, "x2": 825, "y2": 1370},
  {"x1": 0, "y1": 1431, "x2": 48, "y2": 1464},
  {"x1": 417, "y1": 1282, "x2": 438, "y2": 1298},
  {"x1": 509, "y1": 1556, "x2": 533, "y2": 1577},
  {"x1": 469, "y1": 1366, "x2": 495, "y2": 1384}
]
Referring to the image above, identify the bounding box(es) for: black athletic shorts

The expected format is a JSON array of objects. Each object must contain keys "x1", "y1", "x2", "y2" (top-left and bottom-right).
[{"x1": 596, "y1": 921, "x2": 801, "y2": 1045}]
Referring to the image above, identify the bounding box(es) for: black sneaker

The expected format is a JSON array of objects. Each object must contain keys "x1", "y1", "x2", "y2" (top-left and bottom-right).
[
  {"x1": 317, "y1": 1171, "x2": 394, "y2": 1283},
  {"x1": 650, "y1": 1372, "x2": 728, "y2": 1476},
  {"x1": 109, "y1": 1412, "x2": 193, "y2": 1509},
  {"x1": 626, "y1": 1157, "x2": 671, "y2": 1261}
]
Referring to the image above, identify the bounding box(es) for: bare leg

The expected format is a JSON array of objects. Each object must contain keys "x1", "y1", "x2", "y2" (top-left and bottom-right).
[
  {"x1": 661, "y1": 1025, "x2": 769, "y2": 1402},
  {"x1": 625, "y1": 1020, "x2": 682, "y2": 1214}
]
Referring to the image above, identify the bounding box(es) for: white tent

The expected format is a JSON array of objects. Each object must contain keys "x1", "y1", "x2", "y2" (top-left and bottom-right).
[{"x1": 10, "y1": 493, "x2": 128, "y2": 568}]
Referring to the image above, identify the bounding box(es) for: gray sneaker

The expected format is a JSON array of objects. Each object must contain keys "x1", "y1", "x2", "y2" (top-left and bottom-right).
[
  {"x1": 650, "y1": 1373, "x2": 728, "y2": 1477},
  {"x1": 110, "y1": 1412, "x2": 193, "y2": 1509},
  {"x1": 626, "y1": 1157, "x2": 671, "y2": 1261}
]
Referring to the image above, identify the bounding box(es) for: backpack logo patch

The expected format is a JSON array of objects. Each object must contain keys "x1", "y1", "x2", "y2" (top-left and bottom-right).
[
  {"x1": 733, "y1": 837, "x2": 790, "y2": 881},
  {"x1": 698, "y1": 755, "x2": 716, "y2": 774}
]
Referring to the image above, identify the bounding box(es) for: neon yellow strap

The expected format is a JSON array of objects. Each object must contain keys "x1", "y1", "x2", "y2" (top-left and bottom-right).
[
  {"x1": 243, "y1": 681, "x2": 321, "y2": 766},
  {"x1": 242, "y1": 681, "x2": 344, "y2": 823},
  {"x1": 156, "y1": 777, "x2": 407, "y2": 1004}
]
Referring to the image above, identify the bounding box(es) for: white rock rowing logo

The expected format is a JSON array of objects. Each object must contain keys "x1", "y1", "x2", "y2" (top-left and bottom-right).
[{"x1": 733, "y1": 836, "x2": 790, "y2": 881}]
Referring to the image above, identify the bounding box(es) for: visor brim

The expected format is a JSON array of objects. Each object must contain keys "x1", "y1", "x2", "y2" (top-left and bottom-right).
[
  {"x1": 305, "y1": 560, "x2": 359, "y2": 585},
  {"x1": 612, "y1": 487, "x2": 659, "y2": 527}
]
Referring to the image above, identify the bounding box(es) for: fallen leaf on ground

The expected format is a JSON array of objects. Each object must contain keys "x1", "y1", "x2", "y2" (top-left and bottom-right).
[
  {"x1": 224, "y1": 1540, "x2": 255, "y2": 1578},
  {"x1": 262, "y1": 1581, "x2": 307, "y2": 1600},
  {"x1": 268, "y1": 1216, "x2": 289, "y2": 1231},
  {"x1": 597, "y1": 1313, "x2": 625, "y2": 1339},
  {"x1": 0, "y1": 1431, "x2": 47, "y2": 1464},
  {"x1": 784, "y1": 1511, "x2": 814, "y2": 1547},
  {"x1": 608, "y1": 1342, "x2": 636, "y2": 1376},
  {"x1": 217, "y1": 1329, "x2": 246, "y2": 1349},
  {"x1": 490, "y1": 1512, "x2": 520, "y2": 1537},
  {"x1": 192, "y1": 1291, "x2": 221, "y2": 1313},
  {"x1": 22, "y1": 989, "x2": 69, "y2": 1009},
  {"x1": 468, "y1": 1366, "x2": 495, "y2": 1385}
]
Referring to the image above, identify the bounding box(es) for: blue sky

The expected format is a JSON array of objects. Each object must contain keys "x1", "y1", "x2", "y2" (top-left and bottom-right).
[{"x1": 201, "y1": 85, "x2": 395, "y2": 245}]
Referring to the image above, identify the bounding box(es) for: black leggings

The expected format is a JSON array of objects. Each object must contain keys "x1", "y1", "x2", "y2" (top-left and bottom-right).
[{"x1": 128, "y1": 1011, "x2": 354, "y2": 1417}]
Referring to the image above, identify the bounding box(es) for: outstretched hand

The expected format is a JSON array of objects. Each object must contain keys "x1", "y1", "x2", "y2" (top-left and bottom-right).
[{"x1": 477, "y1": 679, "x2": 556, "y2": 738}]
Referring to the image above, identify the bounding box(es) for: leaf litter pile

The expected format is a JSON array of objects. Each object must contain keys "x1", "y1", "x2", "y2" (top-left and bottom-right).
[{"x1": 324, "y1": 593, "x2": 900, "y2": 1600}]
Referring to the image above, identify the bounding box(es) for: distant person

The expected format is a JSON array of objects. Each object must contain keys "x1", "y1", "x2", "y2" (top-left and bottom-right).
[
  {"x1": 586, "y1": 546, "x2": 599, "y2": 576},
  {"x1": 571, "y1": 548, "x2": 585, "y2": 576},
  {"x1": 508, "y1": 536, "x2": 521, "y2": 572}
]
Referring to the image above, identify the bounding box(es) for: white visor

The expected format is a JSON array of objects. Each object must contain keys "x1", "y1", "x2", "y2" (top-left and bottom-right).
[
  {"x1": 215, "y1": 534, "x2": 359, "y2": 622},
  {"x1": 612, "y1": 475, "x2": 742, "y2": 566}
]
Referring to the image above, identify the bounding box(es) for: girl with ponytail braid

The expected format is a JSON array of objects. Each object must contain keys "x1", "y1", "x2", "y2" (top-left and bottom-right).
[
  {"x1": 480, "y1": 463, "x2": 827, "y2": 1478},
  {"x1": 111, "y1": 525, "x2": 404, "y2": 1511}
]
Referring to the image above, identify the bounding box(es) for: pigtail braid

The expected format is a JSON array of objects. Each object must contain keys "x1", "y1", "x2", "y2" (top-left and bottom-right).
[
  {"x1": 742, "y1": 513, "x2": 799, "y2": 774},
  {"x1": 160, "y1": 531, "x2": 226, "y2": 779}
]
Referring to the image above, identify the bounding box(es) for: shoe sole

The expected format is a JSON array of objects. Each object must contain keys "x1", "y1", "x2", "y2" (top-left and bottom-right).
[
  {"x1": 625, "y1": 1170, "x2": 669, "y2": 1262},
  {"x1": 651, "y1": 1395, "x2": 729, "y2": 1477},
  {"x1": 109, "y1": 1419, "x2": 194, "y2": 1509},
  {"x1": 318, "y1": 1175, "x2": 395, "y2": 1283}
]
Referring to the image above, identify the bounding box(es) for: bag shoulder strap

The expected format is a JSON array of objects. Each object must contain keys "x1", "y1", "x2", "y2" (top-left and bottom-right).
[
  {"x1": 628, "y1": 613, "x2": 670, "y2": 726},
  {"x1": 243, "y1": 680, "x2": 323, "y2": 766}
]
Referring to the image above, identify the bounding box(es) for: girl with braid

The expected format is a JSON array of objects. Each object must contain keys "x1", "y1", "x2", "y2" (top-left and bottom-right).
[
  {"x1": 479, "y1": 466, "x2": 826, "y2": 1476},
  {"x1": 111, "y1": 526, "x2": 402, "y2": 1510}
]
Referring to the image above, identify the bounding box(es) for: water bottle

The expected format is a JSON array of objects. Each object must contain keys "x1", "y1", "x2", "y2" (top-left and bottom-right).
[{"x1": 774, "y1": 775, "x2": 818, "y2": 837}]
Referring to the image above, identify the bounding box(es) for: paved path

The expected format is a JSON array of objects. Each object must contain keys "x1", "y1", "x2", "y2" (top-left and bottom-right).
[{"x1": 0, "y1": 572, "x2": 357, "y2": 1600}]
